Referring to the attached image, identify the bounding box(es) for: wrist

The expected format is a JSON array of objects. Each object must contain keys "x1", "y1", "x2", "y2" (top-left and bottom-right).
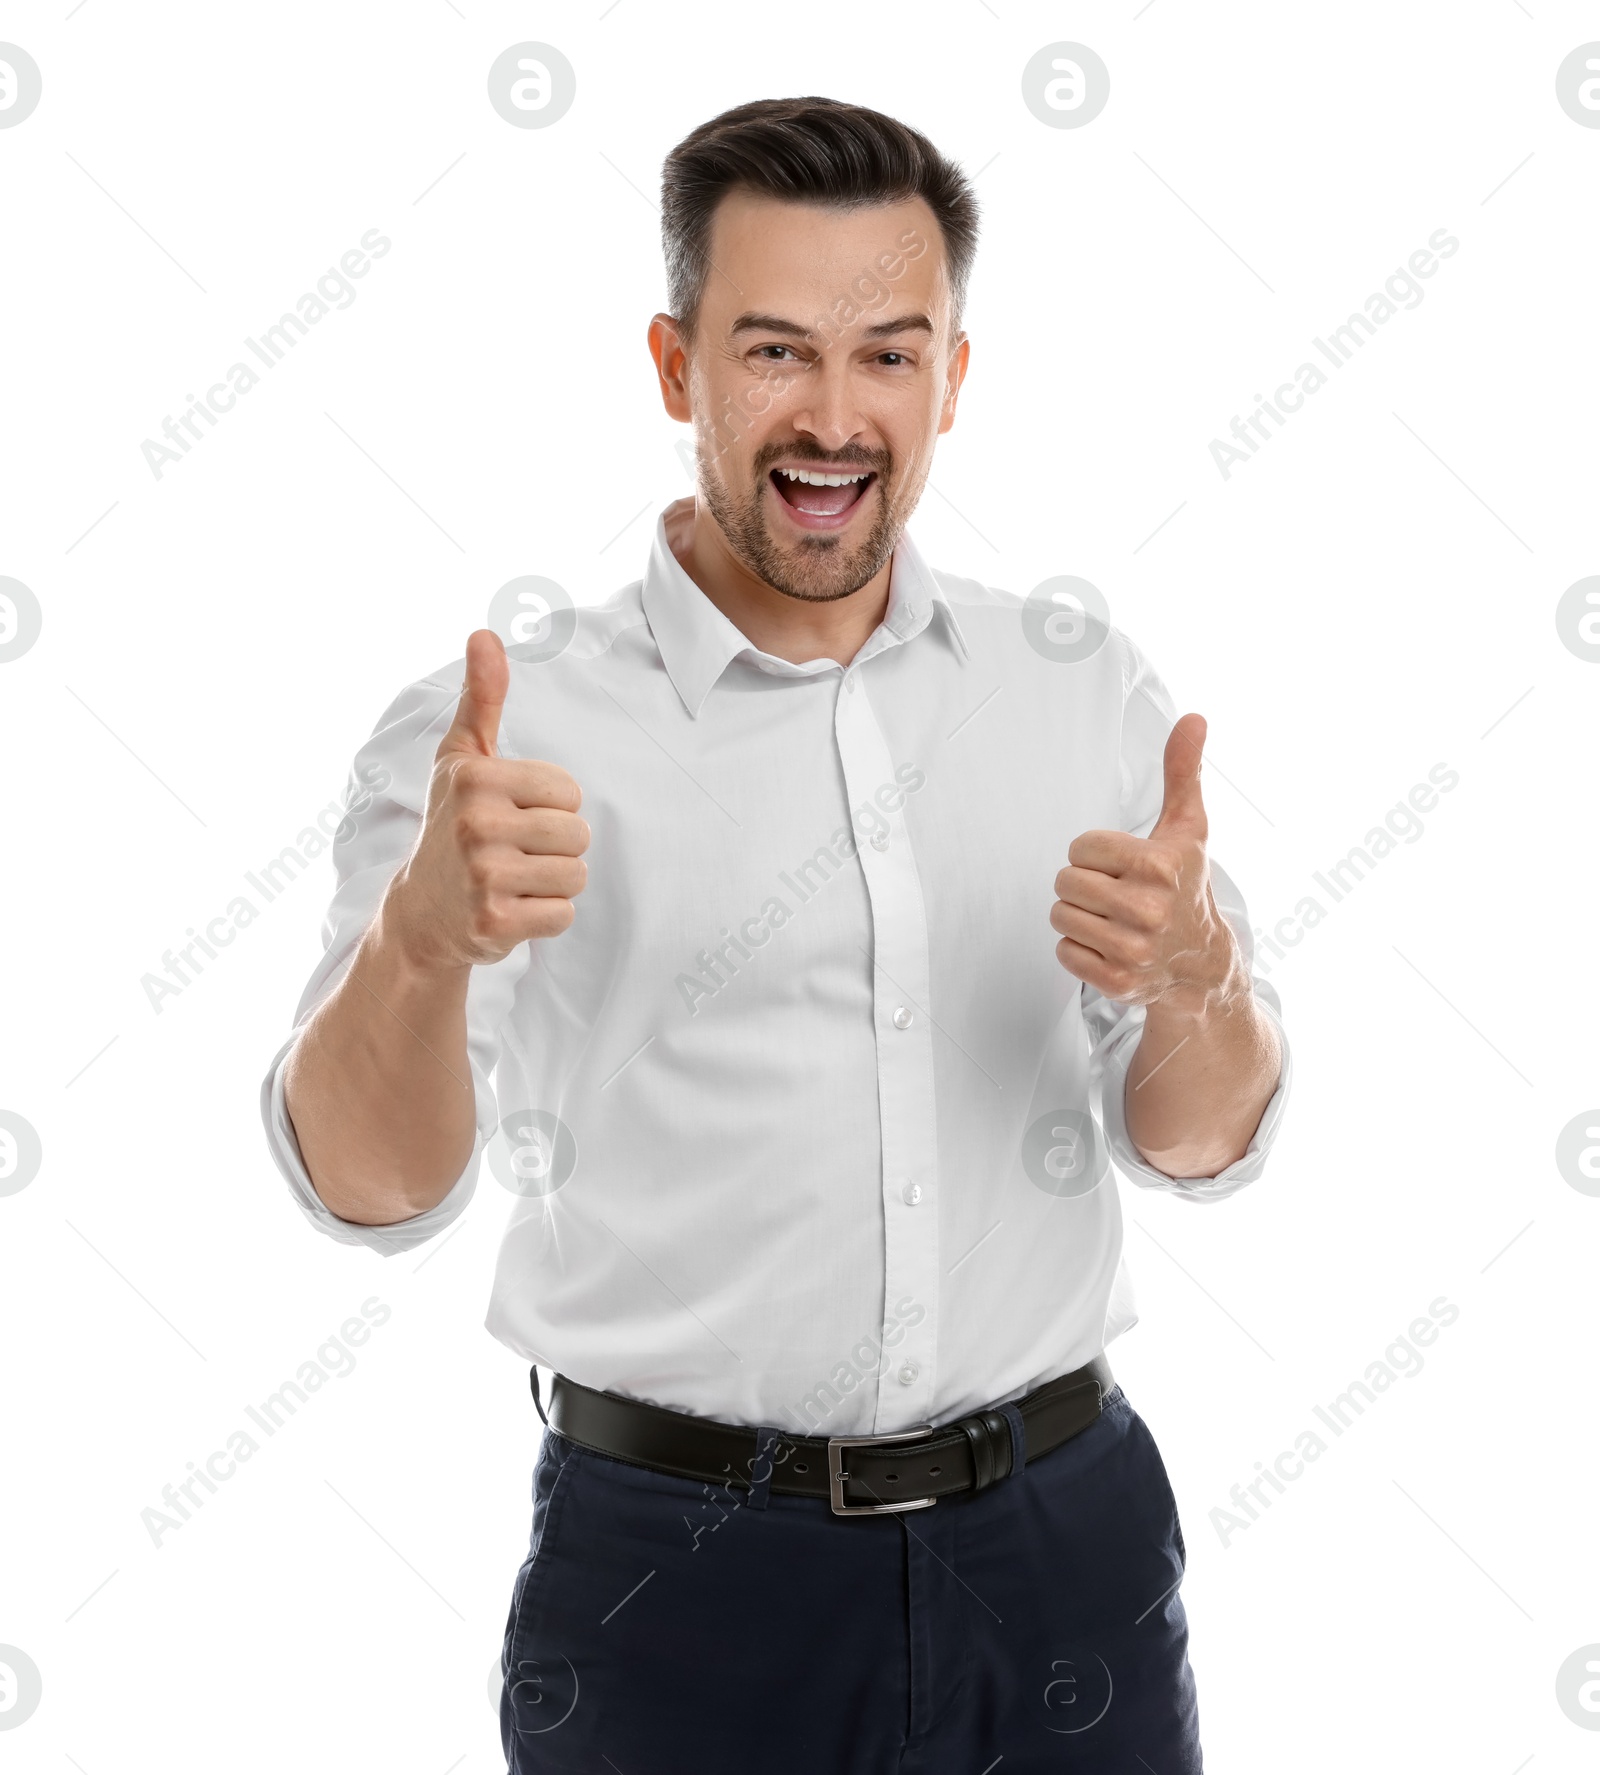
[
  {"x1": 371, "y1": 874, "x2": 473, "y2": 986},
  {"x1": 1146, "y1": 946, "x2": 1253, "y2": 1034}
]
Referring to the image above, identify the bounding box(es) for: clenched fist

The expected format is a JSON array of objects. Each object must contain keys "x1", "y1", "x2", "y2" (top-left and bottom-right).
[
  {"x1": 384, "y1": 629, "x2": 590, "y2": 972},
  {"x1": 1050, "y1": 713, "x2": 1245, "y2": 1019}
]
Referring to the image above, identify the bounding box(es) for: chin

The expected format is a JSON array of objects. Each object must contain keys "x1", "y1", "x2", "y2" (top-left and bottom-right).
[
  {"x1": 761, "y1": 531, "x2": 893, "y2": 603},
  {"x1": 702, "y1": 472, "x2": 902, "y2": 603}
]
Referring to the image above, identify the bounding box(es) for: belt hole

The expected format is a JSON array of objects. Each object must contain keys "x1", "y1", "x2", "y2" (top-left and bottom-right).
[
  {"x1": 929, "y1": 1465, "x2": 941, "y2": 1476},
  {"x1": 884, "y1": 1472, "x2": 897, "y2": 1481},
  {"x1": 793, "y1": 1461, "x2": 808, "y2": 1473}
]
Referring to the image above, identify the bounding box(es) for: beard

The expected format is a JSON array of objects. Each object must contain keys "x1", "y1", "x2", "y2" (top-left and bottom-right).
[{"x1": 696, "y1": 436, "x2": 913, "y2": 605}]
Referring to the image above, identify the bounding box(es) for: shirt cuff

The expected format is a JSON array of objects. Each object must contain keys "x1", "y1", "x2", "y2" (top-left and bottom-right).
[
  {"x1": 258, "y1": 1032, "x2": 496, "y2": 1254},
  {"x1": 1094, "y1": 983, "x2": 1292, "y2": 1203}
]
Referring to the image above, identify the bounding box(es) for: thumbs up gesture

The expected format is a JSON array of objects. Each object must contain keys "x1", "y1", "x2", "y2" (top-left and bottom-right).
[
  {"x1": 383, "y1": 630, "x2": 590, "y2": 973},
  {"x1": 1050, "y1": 713, "x2": 1244, "y2": 1016}
]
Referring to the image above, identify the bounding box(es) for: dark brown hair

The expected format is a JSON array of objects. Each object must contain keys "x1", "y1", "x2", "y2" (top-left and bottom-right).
[{"x1": 660, "y1": 96, "x2": 980, "y2": 341}]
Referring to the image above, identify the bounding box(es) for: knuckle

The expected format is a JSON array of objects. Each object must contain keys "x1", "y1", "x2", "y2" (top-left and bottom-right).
[
  {"x1": 457, "y1": 818, "x2": 495, "y2": 862},
  {"x1": 446, "y1": 754, "x2": 490, "y2": 793},
  {"x1": 1130, "y1": 889, "x2": 1168, "y2": 929}
]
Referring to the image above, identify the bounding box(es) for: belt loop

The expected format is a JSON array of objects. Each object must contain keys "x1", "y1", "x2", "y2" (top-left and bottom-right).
[
  {"x1": 529, "y1": 1366, "x2": 550, "y2": 1428},
  {"x1": 999, "y1": 1401, "x2": 1026, "y2": 1477},
  {"x1": 746, "y1": 1427, "x2": 780, "y2": 1511}
]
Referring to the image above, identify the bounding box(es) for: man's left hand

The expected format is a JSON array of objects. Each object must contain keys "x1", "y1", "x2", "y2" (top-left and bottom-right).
[{"x1": 1050, "y1": 713, "x2": 1248, "y2": 1019}]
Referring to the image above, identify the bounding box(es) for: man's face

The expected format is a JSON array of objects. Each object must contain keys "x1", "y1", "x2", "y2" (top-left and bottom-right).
[{"x1": 653, "y1": 191, "x2": 969, "y2": 604}]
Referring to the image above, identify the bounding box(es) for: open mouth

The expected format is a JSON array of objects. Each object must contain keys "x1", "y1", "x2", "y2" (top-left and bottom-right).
[{"x1": 768, "y1": 465, "x2": 877, "y2": 528}]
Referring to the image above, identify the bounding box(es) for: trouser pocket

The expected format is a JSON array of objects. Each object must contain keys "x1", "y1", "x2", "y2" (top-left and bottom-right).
[{"x1": 500, "y1": 1432, "x2": 583, "y2": 1762}]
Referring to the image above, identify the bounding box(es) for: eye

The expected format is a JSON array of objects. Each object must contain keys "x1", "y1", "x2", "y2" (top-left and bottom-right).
[
  {"x1": 877, "y1": 351, "x2": 910, "y2": 367},
  {"x1": 754, "y1": 344, "x2": 799, "y2": 362}
]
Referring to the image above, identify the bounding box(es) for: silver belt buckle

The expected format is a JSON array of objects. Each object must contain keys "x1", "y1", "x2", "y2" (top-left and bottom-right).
[{"x1": 826, "y1": 1424, "x2": 939, "y2": 1516}]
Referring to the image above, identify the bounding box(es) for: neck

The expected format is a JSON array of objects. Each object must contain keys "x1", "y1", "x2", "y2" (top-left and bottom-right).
[{"x1": 662, "y1": 495, "x2": 894, "y2": 669}]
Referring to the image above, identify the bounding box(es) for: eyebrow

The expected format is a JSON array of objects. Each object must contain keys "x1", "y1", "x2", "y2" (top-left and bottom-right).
[
  {"x1": 728, "y1": 311, "x2": 935, "y2": 342},
  {"x1": 728, "y1": 312, "x2": 807, "y2": 339},
  {"x1": 864, "y1": 312, "x2": 934, "y2": 340}
]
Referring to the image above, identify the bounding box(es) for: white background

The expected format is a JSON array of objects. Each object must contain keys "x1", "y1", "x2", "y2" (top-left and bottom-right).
[{"x1": 2, "y1": 1, "x2": 1597, "y2": 1770}]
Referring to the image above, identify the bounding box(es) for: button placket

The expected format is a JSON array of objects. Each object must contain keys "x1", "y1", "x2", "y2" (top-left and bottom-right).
[{"x1": 832, "y1": 667, "x2": 940, "y2": 1429}]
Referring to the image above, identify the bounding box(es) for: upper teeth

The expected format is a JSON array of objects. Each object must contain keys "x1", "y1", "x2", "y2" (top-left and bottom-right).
[{"x1": 777, "y1": 468, "x2": 870, "y2": 486}]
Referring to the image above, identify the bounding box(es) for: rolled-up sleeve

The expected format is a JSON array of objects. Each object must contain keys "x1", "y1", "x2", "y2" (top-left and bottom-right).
[
  {"x1": 259, "y1": 673, "x2": 531, "y2": 1253},
  {"x1": 1084, "y1": 629, "x2": 1293, "y2": 1203}
]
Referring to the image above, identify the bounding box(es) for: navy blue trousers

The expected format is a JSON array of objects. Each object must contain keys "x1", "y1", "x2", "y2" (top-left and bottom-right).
[{"x1": 499, "y1": 1382, "x2": 1202, "y2": 1772}]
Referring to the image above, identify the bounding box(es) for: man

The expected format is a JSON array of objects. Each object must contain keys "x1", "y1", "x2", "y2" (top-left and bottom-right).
[{"x1": 262, "y1": 96, "x2": 1290, "y2": 1773}]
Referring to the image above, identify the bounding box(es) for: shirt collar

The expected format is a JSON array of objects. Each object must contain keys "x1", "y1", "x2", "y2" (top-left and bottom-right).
[{"x1": 640, "y1": 500, "x2": 971, "y2": 720}]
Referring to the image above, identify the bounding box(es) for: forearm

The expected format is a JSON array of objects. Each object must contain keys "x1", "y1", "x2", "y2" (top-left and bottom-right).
[
  {"x1": 282, "y1": 895, "x2": 478, "y2": 1225},
  {"x1": 1124, "y1": 977, "x2": 1282, "y2": 1180}
]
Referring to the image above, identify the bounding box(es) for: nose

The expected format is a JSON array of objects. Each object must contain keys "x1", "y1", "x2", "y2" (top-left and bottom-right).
[{"x1": 787, "y1": 360, "x2": 869, "y2": 454}]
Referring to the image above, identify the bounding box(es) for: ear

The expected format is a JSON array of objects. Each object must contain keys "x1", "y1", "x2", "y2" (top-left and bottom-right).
[
  {"x1": 938, "y1": 332, "x2": 971, "y2": 436},
  {"x1": 648, "y1": 313, "x2": 692, "y2": 423}
]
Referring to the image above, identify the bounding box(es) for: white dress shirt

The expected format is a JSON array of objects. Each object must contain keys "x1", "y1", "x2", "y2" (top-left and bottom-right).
[{"x1": 260, "y1": 502, "x2": 1291, "y2": 1436}]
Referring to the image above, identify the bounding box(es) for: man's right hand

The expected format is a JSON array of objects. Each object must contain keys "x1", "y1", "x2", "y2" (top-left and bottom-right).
[{"x1": 384, "y1": 629, "x2": 590, "y2": 973}]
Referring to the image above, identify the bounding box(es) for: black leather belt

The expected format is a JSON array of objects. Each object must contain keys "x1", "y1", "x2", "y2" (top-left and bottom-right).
[{"x1": 538, "y1": 1355, "x2": 1113, "y2": 1517}]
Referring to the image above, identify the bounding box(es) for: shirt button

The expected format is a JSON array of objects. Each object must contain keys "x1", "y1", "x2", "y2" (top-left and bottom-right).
[
  {"x1": 892, "y1": 1006, "x2": 913, "y2": 1030},
  {"x1": 901, "y1": 1180, "x2": 922, "y2": 1205},
  {"x1": 898, "y1": 1363, "x2": 918, "y2": 1385},
  {"x1": 870, "y1": 831, "x2": 889, "y2": 851},
  {"x1": 844, "y1": 674, "x2": 856, "y2": 693}
]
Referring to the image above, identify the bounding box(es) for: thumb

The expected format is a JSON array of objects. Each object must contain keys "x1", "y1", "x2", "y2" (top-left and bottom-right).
[
  {"x1": 1149, "y1": 712, "x2": 1208, "y2": 842},
  {"x1": 438, "y1": 630, "x2": 509, "y2": 759}
]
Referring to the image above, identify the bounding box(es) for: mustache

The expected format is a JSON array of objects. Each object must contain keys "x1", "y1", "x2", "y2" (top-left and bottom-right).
[{"x1": 755, "y1": 445, "x2": 890, "y2": 477}]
